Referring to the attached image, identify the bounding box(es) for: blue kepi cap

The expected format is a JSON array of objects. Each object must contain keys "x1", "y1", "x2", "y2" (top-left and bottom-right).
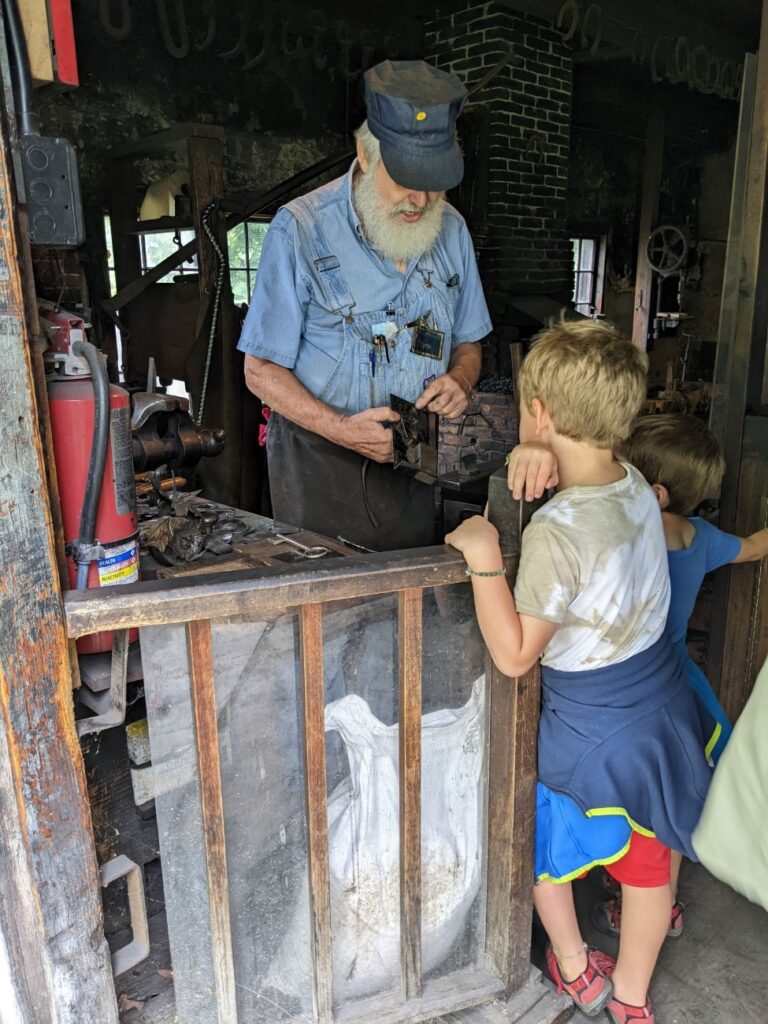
[{"x1": 364, "y1": 60, "x2": 467, "y2": 192}]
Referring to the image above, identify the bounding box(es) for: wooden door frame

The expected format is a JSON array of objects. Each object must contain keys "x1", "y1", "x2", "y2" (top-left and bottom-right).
[{"x1": 0, "y1": 34, "x2": 119, "y2": 1023}]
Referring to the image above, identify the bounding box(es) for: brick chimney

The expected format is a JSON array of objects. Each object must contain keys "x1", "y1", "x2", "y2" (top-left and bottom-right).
[{"x1": 426, "y1": 2, "x2": 574, "y2": 367}]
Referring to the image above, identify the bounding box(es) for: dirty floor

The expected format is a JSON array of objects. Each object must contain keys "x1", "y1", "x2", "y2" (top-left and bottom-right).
[
  {"x1": 118, "y1": 861, "x2": 767, "y2": 1023},
  {"x1": 564, "y1": 861, "x2": 768, "y2": 1024}
]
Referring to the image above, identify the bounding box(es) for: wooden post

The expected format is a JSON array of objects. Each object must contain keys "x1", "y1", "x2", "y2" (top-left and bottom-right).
[
  {"x1": 713, "y1": 421, "x2": 768, "y2": 720},
  {"x1": 631, "y1": 105, "x2": 665, "y2": 350},
  {"x1": 186, "y1": 133, "x2": 246, "y2": 508},
  {"x1": 186, "y1": 619, "x2": 238, "y2": 1024},
  {"x1": 300, "y1": 603, "x2": 334, "y2": 1023},
  {"x1": 398, "y1": 588, "x2": 423, "y2": 1000},
  {"x1": 0, "y1": 89, "x2": 118, "y2": 1023},
  {"x1": 483, "y1": 469, "x2": 541, "y2": 995}
]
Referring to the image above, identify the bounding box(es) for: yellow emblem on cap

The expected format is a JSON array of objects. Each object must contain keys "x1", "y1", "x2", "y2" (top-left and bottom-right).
[{"x1": 416, "y1": 111, "x2": 427, "y2": 121}]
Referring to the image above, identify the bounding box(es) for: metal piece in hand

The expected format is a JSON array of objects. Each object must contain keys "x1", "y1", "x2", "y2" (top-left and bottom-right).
[{"x1": 268, "y1": 534, "x2": 329, "y2": 559}]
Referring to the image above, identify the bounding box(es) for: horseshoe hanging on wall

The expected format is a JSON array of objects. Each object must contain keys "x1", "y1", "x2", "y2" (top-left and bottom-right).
[
  {"x1": 194, "y1": 0, "x2": 216, "y2": 52},
  {"x1": 99, "y1": 0, "x2": 132, "y2": 42},
  {"x1": 156, "y1": 0, "x2": 190, "y2": 59},
  {"x1": 219, "y1": 5, "x2": 251, "y2": 59},
  {"x1": 242, "y1": 1, "x2": 275, "y2": 71}
]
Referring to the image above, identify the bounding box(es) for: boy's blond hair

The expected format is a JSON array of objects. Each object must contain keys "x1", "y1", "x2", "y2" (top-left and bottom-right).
[
  {"x1": 518, "y1": 318, "x2": 648, "y2": 449},
  {"x1": 620, "y1": 413, "x2": 725, "y2": 515}
]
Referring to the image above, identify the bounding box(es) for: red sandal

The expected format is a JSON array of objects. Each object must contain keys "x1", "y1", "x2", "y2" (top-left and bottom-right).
[
  {"x1": 605, "y1": 993, "x2": 655, "y2": 1023},
  {"x1": 545, "y1": 944, "x2": 614, "y2": 1017},
  {"x1": 591, "y1": 897, "x2": 685, "y2": 938}
]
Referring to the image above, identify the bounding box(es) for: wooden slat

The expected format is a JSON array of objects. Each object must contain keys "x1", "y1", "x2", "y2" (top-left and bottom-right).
[
  {"x1": 483, "y1": 467, "x2": 541, "y2": 994},
  {"x1": 299, "y1": 604, "x2": 334, "y2": 1023},
  {"x1": 334, "y1": 965, "x2": 505, "y2": 1024},
  {"x1": 398, "y1": 588, "x2": 423, "y2": 999},
  {"x1": 484, "y1": 660, "x2": 540, "y2": 994},
  {"x1": 186, "y1": 619, "x2": 238, "y2": 1024},
  {"x1": 64, "y1": 546, "x2": 509, "y2": 638}
]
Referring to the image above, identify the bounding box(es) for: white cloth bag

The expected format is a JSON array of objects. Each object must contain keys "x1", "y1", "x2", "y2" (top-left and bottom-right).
[{"x1": 268, "y1": 676, "x2": 486, "y2": 1003}]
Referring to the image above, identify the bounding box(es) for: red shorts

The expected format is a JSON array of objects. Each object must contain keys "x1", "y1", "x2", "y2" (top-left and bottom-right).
[{"x1": 605, "y1": 831, "x2": 671, "y2": 888}]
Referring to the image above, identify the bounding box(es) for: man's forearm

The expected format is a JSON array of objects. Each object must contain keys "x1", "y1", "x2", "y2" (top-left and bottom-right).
[
  {"x1": 448, "y1": 341, "x2": 482, "y2": 391},
  {"x1": 244, "y1": 356, "x2": 345, "y2": 442}
]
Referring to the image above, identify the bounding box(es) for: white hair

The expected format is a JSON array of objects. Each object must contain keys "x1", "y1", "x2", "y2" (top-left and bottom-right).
[{"x1": 354, "y1": 121, "x2": 381, "y2": 168}]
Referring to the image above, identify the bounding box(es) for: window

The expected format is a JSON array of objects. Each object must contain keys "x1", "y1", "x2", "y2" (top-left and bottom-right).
[
  {"x1": 103, "y1": 214, "x2": 271, "y2": 390},
  {"x1": 571, "y1": 237, "x2": 598, "y2": 315},
  {"x1": 227, "y1": 220, "x2": 270, "y2": 305},
  {"x1": 103, "y1": 215, "x2": 271, "y2": 303}
]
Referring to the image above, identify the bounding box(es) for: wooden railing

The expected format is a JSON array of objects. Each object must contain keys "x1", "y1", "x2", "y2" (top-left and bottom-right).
[{"x1": 64, "y1": 484, "x2": 540, "y2": 1024}]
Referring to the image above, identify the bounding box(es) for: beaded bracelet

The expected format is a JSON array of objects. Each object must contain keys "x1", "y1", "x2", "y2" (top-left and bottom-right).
[{"x1": 465, "y1": 566, "x2": 507, "y2": 577}]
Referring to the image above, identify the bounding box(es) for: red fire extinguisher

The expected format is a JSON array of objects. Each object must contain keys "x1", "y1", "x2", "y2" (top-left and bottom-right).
[{"x1": 43, "y1": 304, "x2": 139, "y2": 655}]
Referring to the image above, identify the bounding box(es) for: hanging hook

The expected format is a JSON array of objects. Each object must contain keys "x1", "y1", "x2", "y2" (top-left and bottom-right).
[
  {"x1": 156, "y1": 0, "x2": 190, "y2": 59},
  {"x1": 99, "y1": 0, "x2": 132, "y2": 41}
]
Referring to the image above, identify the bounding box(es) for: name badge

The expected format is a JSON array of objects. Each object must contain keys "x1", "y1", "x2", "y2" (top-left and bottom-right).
[{"x1": 411, "y1": 324, "x2": 445, "y2": 360}]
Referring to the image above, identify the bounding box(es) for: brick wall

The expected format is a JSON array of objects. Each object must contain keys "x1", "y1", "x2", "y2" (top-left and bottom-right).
[
  {"x1": 438, "y1": 390, "x2": 519, "y2": 477},
  {"x1": 426, "y1": 2, "x2": 574, "y2": 361}
]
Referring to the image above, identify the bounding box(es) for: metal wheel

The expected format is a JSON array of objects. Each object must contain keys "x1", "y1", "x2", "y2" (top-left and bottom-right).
[{"x1": 647, "y1": 225, "x2": 688, "y2": 274}]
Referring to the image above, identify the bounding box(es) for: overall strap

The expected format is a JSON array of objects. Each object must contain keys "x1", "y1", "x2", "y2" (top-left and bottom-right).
[{"x1": 289, "y1": 196, "x2": 357, "y2": 321}]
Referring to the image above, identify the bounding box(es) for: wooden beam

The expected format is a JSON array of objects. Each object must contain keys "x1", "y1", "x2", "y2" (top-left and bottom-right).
[
  {"x1": 398, "y1": 588, "x2": 423, "y2": 1000},
  {"x1": 483, "y1": 468, "x2": 540, "y2": 994},
  {"x1": 106, "y1": 122, "x2": 225, "y2": 159},
  {"x1": 709, "y1": 52, "x2": 760, "y2": 484},
  {"x1": 299, "y1": 604, "x2": 334, "y2": 1023},
  {"x1": 712, "y1": 418, "x2": 768, "y2": 720},
  {"x1": 484, "y1": 661, "x2": 540, "y2": 994},
  {"x1": 64, "y1": 547, "x2": 519, "y2": 638},
  {"x1": 186, "y1": 619, "x2": 238, "y2": 1024},
  {"x1": 707, "y1": 34, "x2": 768, "y2": 698},
  {"x1": 0, "y1": 76, "x2": 118, "y2": 1022},
  {"x1": 631, "y1": 105, "x2": 665, "y2": 349}
]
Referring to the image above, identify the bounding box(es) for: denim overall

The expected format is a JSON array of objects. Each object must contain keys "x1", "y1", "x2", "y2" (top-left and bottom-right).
[{"x1": 267, "y1": 196, "x2": 458, "y2": 550}]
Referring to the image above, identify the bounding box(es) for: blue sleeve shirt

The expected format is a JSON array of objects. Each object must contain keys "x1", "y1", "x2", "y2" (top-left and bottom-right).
[
  {"x1": 666, "y1": 517, "x2": 742, "y2": 645},
  {"x1": 237, "y1": 163, "x2": 492, "y2": 414}
]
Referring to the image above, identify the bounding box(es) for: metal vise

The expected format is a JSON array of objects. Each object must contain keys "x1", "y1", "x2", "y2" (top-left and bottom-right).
[{"x1": 131, "y1": 393, "x2": 225, "y2": 471}]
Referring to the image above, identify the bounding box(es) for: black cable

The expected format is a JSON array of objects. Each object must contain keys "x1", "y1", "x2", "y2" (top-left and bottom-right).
[
  {"x1": 2, "y1": 0, "x2": 39, "y2": 136},
  {"x1": 72, "y1": 341, "x2": 110, "y2": 583}
]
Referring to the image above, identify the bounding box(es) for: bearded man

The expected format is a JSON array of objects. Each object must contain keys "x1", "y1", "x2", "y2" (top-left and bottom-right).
[{"x1": 238, "y1": 60, "x2": 492, "y2": 549}]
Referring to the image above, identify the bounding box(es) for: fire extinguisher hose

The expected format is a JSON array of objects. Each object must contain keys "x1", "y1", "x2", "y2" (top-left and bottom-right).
[{"x1": 72, "y1": 340, "x2": 110, "y2": 589}]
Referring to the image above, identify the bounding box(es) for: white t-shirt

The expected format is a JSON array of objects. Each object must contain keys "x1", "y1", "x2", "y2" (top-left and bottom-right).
[{"x1": 514, "y1": 463, "x2": 670, "y2": 671}]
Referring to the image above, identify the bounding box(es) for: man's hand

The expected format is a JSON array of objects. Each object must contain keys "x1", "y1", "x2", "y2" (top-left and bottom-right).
[
  {"x1": 507, "y1": 442, "x2": 559, "y2": 501},
  {"x1": 335, "y1": 407, "x2": 400, "y2": 463},
  {"x1": 414, "y1": 369, "x2": 471, "y2": 419},
  {"x1": 445, "y1": 515, "x2": 502, "y2": 570}
]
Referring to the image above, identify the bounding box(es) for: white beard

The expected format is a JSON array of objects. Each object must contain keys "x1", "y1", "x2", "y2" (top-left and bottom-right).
[{"x1": 353, "y1": 167, "x2": 446, "y2": 262}]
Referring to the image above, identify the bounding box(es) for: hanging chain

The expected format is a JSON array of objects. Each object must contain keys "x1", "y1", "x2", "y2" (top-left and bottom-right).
[{"x1": 197, "y1": 202, "x2": 227, "y2": 426}]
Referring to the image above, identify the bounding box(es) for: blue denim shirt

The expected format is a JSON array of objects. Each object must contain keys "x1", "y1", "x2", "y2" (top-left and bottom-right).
[{"x1": 237, "y1": 162, "x2": 492, "y2": 415}]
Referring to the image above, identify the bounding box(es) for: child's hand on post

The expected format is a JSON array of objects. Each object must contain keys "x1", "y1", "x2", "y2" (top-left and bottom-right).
[
  {"x1": 506, "y1": 442, "x2": 559, "y2": 501},
  {"x1": 445, "y1": 516, "x2": 503, "y2": 571}
]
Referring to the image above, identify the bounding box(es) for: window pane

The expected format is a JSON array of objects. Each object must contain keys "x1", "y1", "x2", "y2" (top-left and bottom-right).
[
  {"x1": 230, "y1": 271, "x2": 250, "y2": 305},
  {"x1": 576, "y1": 272, "x2": 594, "y2": 306},
  {"x1": 579, "y1": 238, "x2": 596, "y2": 273},
  {"x1": 228, "y1": 223, "x2": 247, "y2": 269},
  {"x1": 248, "y1": 223, "x2": 270, "y2": 271}
]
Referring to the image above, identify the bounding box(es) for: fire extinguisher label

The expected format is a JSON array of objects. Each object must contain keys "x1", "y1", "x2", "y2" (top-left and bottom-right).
[
  {"x1": 110, "y1": 407, "x2": 136, "y2": 515},
  {"x1": 97, "y1": 540, "x2": 139, "y2": 587}
]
